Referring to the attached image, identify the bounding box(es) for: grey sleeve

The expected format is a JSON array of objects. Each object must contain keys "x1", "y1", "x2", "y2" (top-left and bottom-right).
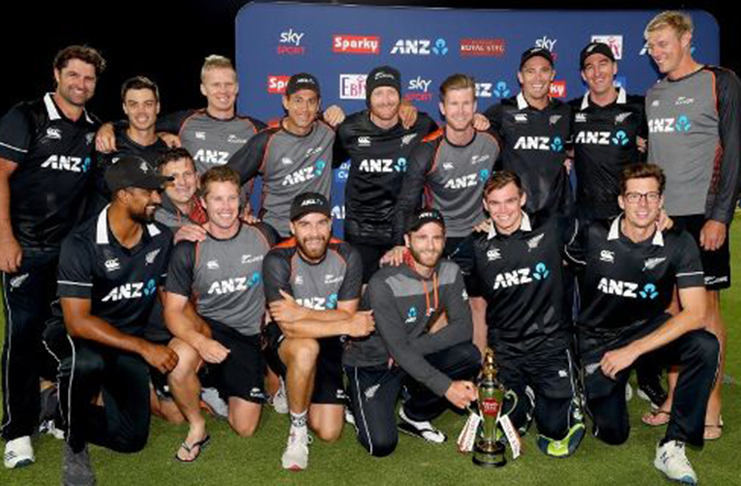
[{"x1": 369, "y1": 278, "x2": 452, "y2": 397}]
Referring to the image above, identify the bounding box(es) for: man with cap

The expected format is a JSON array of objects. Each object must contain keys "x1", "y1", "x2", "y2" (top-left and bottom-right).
[
  {"x1": 164, "y1": 166, "x2": 275, "y2": 462},
  {"x1": 228, "y1": 73, "x2": 343, "y2": 239},
  {"x1": 484, "y1": 47, "x2": 573, "y2": 219},
  {"x1": 0, "y1": 45, "x2": 105, "y2": 468},
  {"x1": 262, "y1": 192, "x2": 373, "y2": 470},
  {"x1": 343, "y1": 207, "x2": 480, "y2": 457},
  {"x1": 334, "y1": 65, "x2": 438, "y2": 283},
  {"x1": 42, "y1": 156, "x2": 177, "y2": 485}
]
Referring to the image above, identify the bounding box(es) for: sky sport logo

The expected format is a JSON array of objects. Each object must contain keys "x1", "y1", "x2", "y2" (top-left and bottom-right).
[
  {"x1": 405, "y1": 76, "x2": 432, "y2": 102},
  {"x1": 278, "y1": 28, "x2": 305, "y2": 55},
  {"x1": 267, "y1": 75, "x2": 291, "y2": 94},
  {"x1": 550, "y1": 81, "x2": 567, "y2": 98},
  {"x1": 333, "y1": 35, "x2": 380, "y2": 55},
  {"x1": 339, "y1": 74, "x2": 367, "y2": 99},
  {"x1": 460, "y1": 39, "x2": 506, "y2": 57}
]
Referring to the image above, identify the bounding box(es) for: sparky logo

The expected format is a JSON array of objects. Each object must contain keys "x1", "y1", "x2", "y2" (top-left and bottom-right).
[
  {"x1": 40, "y1": 155, "x2": 91, "y2": 173},
  {"x1": 101, "y1": 279, "x2": 157, "y2": 302},
  {"x1": 405, "y1": 306, "x2": 418, "y2": 324},
  {"x1": 332, "y1": 35, "x2": 380, "y2": 55},
  {"x1": 281, "y1": 160, "x2": 327, "y2": 187},
  {"x1": 207, "y1": 272, "x2": 261, "y2": 295},
  {"x1": 267, "y1": 75, "x2": 291, "y2": 94}
]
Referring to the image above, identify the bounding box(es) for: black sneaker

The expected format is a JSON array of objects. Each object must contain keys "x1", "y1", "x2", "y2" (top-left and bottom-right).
[
  {"x1": 637, "y1": 378, "x2": 668, "y2": 410},
  {"x1": 63, "y1": 442, "x2": 96, "y2": 486}
]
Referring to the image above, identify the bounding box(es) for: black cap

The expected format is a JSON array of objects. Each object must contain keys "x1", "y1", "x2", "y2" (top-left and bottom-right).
[
  {"x1": 580, "y1": 42, "x2": 616, "y2": 70},
  {"x1": 407, "y1": 208, "x2": 445, "y2": 233},
  {"x1": 105, "y1": 156, "x2": 172, "y2": 193},
  {"x1": 290, "y1": 192, "x2": 331, "y2": 221},
  {"x1": 286, "y1": 73, "x2": 321, "y2": 97},
  {"x1": 519, "y1": 47, "x2": 554, "y2": 69},
  {"x1": 365, "y1": 65, "x2": 402, "y2": 105}
]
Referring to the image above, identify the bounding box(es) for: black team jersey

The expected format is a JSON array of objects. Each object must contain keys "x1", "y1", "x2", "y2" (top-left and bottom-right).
[
  {"x1": 50, "y1": 207, "x2": 173, "y2": 336},
  {"x1": 469, "y1": 213, "x2": 574, "y2": 355},
  {"x1": 392, "y1": 128, "x2": 499, "y2": 243},
  {"x1": 0, "y1": 93, "x2": 99, "y2": 250},
  {"x1": 485, "y1": 93, "x2": 572, "y2": 217},
  {"x1": 263, "y1": 238, "x2": 362, "y2": 312},
  {"x1": 335, "y1": 111, "x2": 437, "y2": 244},
  {"x1": 565, "y1": 216, "x2": 704, "y2": 332},
  {"x1": 569, "y1": 88, "x2": 647, "y2": 220}
]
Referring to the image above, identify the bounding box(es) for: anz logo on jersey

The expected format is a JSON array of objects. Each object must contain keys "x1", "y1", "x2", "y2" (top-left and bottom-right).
[
  {"x1": 297, "y1": 293, "x2": 339, "y2": 310},
  {"x1": 101, "y1": 279, "x2": 157, "y2": 303},
  {"x1": 405, "y1": 306, "x2": 419, "y2": 324},
  {"x1": 513, "y1": 136, "x2": 564, "y2": 152},
  {"x1": 358, "y1": 157, "x2": 408, "y2": 173},
  {"x1": 193, "y1": 149, "x2": 230, "y2": 165},
  {"x1": 207, "y1": 272, "x2": 262, "y2": 295},
  {"x1": 443, "y1": 169, "x2": 490, "y2": 190},
  {"x1": 492, "y1": 262, "x2": 550, "y2": 290},
  {"x1": 597, "y1": 278, "x2": 659, "y2": 299},
  {"x1": 574, "y1": 130, "x2": 630, "y2": 146},
  {"x1": 40, "y1": 155, "x2": 91, "y2": 173},
  {"x1": 281, "y1": 160, "x2": 327, "y2": 186},
  {"x1": 648, "y1": 115, "x2": 692, "y2": 134}
]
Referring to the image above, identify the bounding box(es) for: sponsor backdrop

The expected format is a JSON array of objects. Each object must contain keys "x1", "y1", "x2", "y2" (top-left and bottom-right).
[{"x1": 235, "y1": 2, "x2": 719, "y2": 236}]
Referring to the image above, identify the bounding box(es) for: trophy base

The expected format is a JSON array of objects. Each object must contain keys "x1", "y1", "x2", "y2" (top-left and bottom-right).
[{"x1": 472, "y1": 443, "x2": 506, "y2": 468}]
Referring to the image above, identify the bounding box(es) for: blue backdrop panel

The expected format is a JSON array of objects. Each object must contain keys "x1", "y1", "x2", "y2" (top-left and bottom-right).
[{"x1": 235, "y1": 2, "x2": 719, "y2": 237}]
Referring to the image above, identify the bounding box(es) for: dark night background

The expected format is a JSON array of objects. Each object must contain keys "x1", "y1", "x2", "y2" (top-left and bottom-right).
[{"x1": 2, "y1": 0, "x2": 738, "y2": 120}]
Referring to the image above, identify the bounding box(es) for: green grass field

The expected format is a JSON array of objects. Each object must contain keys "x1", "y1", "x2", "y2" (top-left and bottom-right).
[{"x1": 1, "y1": 224, "x2": 740, "y2": 486}]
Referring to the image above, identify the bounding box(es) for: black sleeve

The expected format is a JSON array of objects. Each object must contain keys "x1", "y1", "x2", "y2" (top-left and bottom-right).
[
  {"x1": 337, "y1": 244, "x2": 363, "y2": 301},
  {"x1": 262, "y1": 250, "x2": 294, "y2": 303},
  {"x1": 0, "y1": 103, "x2": 33, "y2": 164},
  {"x1": 252, "y1": 222, "x2": 278, "y2": 248},
  {"x1": 57, "y1": 235, "x2": 95, "y2": 299},
  {"x1": 392, "y1": 142, "x2": 435, "y2": 244},
  {"x1": 417, "y1": 113, "x2": 439, "y2": 136},
  {"x1": 155, "y1": 110, "x2": 193, "y2": 134},
  {"x1": 246, "y1": 116, "x2": 267, "y2": 132},
  {"x1": 709, "y1": 69, "x2": 741, "y2": 224},
  {"x1": 563, "y1": 218, "x2": 587, "y2": 268},
  {"x1": 226, "y1": 131, "x2": 270, "y2": 185},
  {"x1": 332, "y1": 120, "x2": 351, "y2": 168},
  {"x1": 164, "y1": 241, "x2": 196, "y2": 297},
  {"x1": 483, "y1": 103, "x2": 503, "y2": 138},
  {"x1": 673, "y1": 231, "x2": 705, "y2": 289}
]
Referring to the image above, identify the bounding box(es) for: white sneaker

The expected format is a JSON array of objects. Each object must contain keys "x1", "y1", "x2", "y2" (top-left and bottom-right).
[
  {"x1": 344, "y1": 407, "x2": 356, "y2": 426},
  {"x1": 4, "y1": 436, "x2": 35, "y2": 469},
  {"x1": 625, "y1": 383, "x2": 633, "y2": 401},
  {"x1": 654, "y1": 440, "x2": 698, "y2": 485},
  {"x1": 398, "y1": 408, "x2": 447, "y2": 443},
  {"x1": 281, "y1": 427, "x2": 310, "y2": 471},
  {"x1": 201, "y1": 387, "x2": 228, "y2": 419},
  {"x1": 270, "y1": 379, "x2": 289, "y2": 415}
]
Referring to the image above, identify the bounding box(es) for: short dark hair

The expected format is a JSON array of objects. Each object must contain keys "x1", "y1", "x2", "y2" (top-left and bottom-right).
[
  {"x1": 483, "y1": 170, "x2": 522, "y2": 198},
  {"x1": 200, "y1": 166, "x2": 241, "y2": 199},
  {"x1": 156, "y1": 147, "x2": 195, "y2": 173},
  {"x1": 121, "y1": 76, "x2": 159, "y2": 103},
  {"x1": 53, "y1": 45, "x2": 106, "y2": 76},
  {"x1": 619, "y1": 163, "x2": 666, "y2": 195}
]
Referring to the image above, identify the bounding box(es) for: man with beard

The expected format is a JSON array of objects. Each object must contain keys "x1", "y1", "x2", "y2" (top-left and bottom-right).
[
  {"x1": 154, "y1": 147, "x2": 207, "y2": 238},
  {"x1": 262, "y1": 192, "x2": 373, "y2": 471},
  {"x1": 344, "y1": 208, "x2": 480, "y2": 457},
  {"x1": 164, "y1": 166, "x2": 274, "y2": 462},
  {"x1": 43, "y1": 156, "x2": 178, "y2": 485},
  {"x1": 334, "y1": 66, "x2": 437, "y2": 283},
  {"x1": 0, "y1": 45, "x2": 105, "y2": 469},
  {"x1": 228, "y1": 74, "x2": 340, "y2": 239}
]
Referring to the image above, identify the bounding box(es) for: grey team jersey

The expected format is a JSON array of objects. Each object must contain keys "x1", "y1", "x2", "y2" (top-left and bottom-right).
[
  {"x1": 165, "y1": 223, "x2": 274, "y2": 336},
  {"x1": 227, "y1": 120, "x2": 335, "y2": 237},
  {"x1": 393, "y1": 128, "x2": 500, "y2": 241},
  {"x1": 157, "y1": 109, "x2": 264, "y2": 174},
  {"x1": 343, "y1": 259, "x2": 473, "y2": 397},
  {"x1": 646, "y1": 66, "x2": 741, "y2": 223}
]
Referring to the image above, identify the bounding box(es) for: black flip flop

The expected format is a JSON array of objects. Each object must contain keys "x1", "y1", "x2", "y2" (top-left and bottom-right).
[{"x1": 175, "y1": 434, "x2": 211, "y2": 463}]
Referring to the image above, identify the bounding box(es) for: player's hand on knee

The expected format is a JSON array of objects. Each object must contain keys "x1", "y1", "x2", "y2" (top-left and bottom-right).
[
  {"x1": 0, "y1": 235, "x2": 22, "y2": 273},
  {"x1": 445, "y1": 381, "x2": 477, "y2": 409},
  {"x1": 143, "y1": 342, "x2": 180, "y2": 374},
  {"x1": 158, "y1": 132, "x2": 181, "y2": 148},
  {"x1": 95, "y1": 122, "x2": 117, "y2": 153},
  {"x1": 196, "y1": 338, "x2": 230, "y2": 364},
  {"x1": 346, "y1": 310, "x2": 375, "y2": 337},
  {"x1": 600, "y1": 346, "x2": 638, "y2": 380},
  {"x1": 699, "y1": 220, "x2": 726, "y2": 251},
  {"x1": 380, "y1": 245, "x2": 406, "y2": 267}
]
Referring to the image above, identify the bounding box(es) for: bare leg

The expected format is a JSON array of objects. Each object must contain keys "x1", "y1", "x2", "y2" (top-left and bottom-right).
[
  {"x1": 168, "y1": 338, "x2": 207, "y2": 460},
  {"x1": 308, "y1": 404, "x2": 344, "y2": 442},
  {"x1": 228, "y1": 397, "x2": 262, "y2": 437},
  {"x1": 470, "y1": 297, "x2": 487, "y2": 357}
]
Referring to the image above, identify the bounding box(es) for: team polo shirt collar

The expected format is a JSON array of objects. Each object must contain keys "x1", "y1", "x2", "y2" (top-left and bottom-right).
[
  {"x1": 43, "y1": 92, "x2": 94, "y2": 125},
  {"x1": 607, "y1": 214, "x2": 664, "y2": 246},
  {"x1": 487, "y1": 211, "x2": 532, "y2": 239},
  {"x1": 516, "y1": 92, "x2": 529, "y2": 110},
  {"x1": 580, "y1": 87, "x2": 627, "y2": 110},
  {"x1": 95, "y1": 205, "x2": 162, "y2": 246}
]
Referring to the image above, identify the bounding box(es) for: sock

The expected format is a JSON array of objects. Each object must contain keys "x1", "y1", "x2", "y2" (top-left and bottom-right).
[{"x1": 290, "y1": 410, "x2": 308, "y2": 429}]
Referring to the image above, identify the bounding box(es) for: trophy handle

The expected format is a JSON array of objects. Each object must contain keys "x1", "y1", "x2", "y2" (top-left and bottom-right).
[{"x1": 498, "y1": 389, "x2": 519, "y2": 422}]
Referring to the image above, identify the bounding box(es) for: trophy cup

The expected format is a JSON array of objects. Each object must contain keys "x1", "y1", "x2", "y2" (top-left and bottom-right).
[{"x1": 472, "y1": 347, "x2": 507, "y2": 467}]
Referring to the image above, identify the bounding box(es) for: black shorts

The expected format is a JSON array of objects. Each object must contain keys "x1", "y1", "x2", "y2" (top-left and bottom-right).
[
  {"x1": 445, "y1": 236, "x2": 482, "y2": 297},
  {"x1": 199, "y1": 320, "x2": 266, "y2": 403},
  {"x1": 673, "y1": 214, "x2": 731, "y2": 290},
  {"x1": 345, "y1": 234, "x2": 394, "y2": 284},
  {"x1": 263, "y1": 321, "x2": 346, "y2": 404},
  {"x1": 497, "y1": 339, "x2": 576, "y2": 401}
]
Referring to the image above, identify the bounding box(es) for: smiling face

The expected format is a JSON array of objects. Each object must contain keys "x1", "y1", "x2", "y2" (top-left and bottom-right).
[
  {"x1": 646, "y1": 26, "x2": 692, "y2": 77},
  {"x1": 125, "y1": 187, "x2": 162, "y2": 224},
  {"x1": 54, "y1": 58, "x2": 97, "y2": 108},
  {"x1": 619, "y1": 177, "x2": 664, "y2": 231},
  {"x1": 518, "y1": 56, "x2": 555, "y2": 105},
  {"x1": 405, "y1": 222, "x2": 445, "y2": 271},
  {"x1": 123, "y1": 88, "x2": 160, "y2": 132},
  {"x1": 201, "y1": 180, "x2": 240, "y2": 231},
  {"x1": 201, "y1": 67, "x2": 238, "y2": 115},
  {"x1": 160, "y1": 157, "x2": 197, "y2": 207},
  {"x1": 282, "y1": 89, "x2": 320, "y2": 134},
  {"x1": 581, "y1": 53, "x2": 617, "y2": 97},
  {"x1": 440, "y1": 86, "x2": 476, "y2": 133},
  {"x1": 369, "y1": 86, "x2": 401, "y2": 126},
  {"x1": 483, "y1": 181, "x2": 526, "y2": 235},
  {"x1": 291, "y1": 212, "x2": 332, "y2": 262}
]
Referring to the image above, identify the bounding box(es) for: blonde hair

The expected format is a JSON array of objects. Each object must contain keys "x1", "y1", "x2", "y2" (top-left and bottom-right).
[
  {"x1": 644, "y1": 11, "x2": 693, "y2": 39},
  {"x1": 200, "y1": 55, "x2": 235, "y2": 81}
]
